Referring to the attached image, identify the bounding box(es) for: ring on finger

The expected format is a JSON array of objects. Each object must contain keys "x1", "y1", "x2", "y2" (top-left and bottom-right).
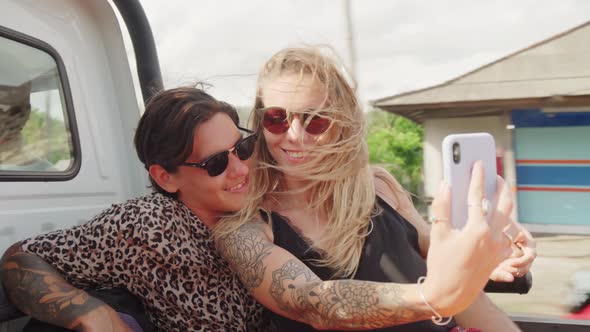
[{"x1": 468, "y1": 198, "x2": 490, "y2": 216}]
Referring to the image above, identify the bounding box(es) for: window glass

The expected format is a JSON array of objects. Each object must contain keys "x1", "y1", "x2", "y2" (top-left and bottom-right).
[{"x1": 0, "y1": 35, "x2": 74, "y2": 173}]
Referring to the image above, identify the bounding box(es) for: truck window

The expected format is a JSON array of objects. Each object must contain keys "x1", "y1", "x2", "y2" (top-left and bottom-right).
[{"x1": 0, "y1": 33, "x2": 77, "y2": 176}]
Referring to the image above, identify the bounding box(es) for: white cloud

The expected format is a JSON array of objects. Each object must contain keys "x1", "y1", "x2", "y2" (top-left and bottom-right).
[{"x1": 139, "y1": 0, "x2": 590, "y2": 107}]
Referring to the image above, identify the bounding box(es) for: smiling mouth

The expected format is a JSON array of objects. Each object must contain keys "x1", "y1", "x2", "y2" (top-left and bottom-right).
[
  {"x1": 283, "y1": 149, "x2": 306, "y2": 160},
  {"x1": 226, "y1": 181, "x2": 247, "y2": 192}
]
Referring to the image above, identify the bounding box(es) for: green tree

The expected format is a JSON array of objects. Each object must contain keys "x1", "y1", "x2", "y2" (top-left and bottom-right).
[
  {"x1": 21, "y1": 108, "x2": 72, "y2": 164},
  {"x1": 366, "y1": 108, "x2": 424, "y2": 202}
]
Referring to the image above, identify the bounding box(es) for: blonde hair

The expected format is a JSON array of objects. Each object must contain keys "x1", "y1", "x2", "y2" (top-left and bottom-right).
[{"x1": 217, "y1": 46, "x2": 377, "y2": 278}]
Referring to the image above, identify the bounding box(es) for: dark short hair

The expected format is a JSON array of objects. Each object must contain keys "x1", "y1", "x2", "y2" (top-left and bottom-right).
[{"x1": 134, "y1": 87, "x2": 239, "y2": 197}]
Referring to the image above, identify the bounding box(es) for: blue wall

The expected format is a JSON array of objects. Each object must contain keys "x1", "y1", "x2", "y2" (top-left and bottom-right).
[{"x1": 512, "y1": 109, "x2": 590, "y2": 226}]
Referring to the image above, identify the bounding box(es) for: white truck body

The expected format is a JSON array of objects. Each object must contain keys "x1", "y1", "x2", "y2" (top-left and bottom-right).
[{"x1": 0, "y1": 0, "x2": 149, "y2": 253}]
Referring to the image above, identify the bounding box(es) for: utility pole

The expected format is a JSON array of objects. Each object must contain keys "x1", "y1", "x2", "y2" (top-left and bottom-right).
[
  {"x1": 343, "y1": 0, "x2": 358, "y2": 83},
  {"x1": 343, "y1": 0, "x2": 366, "y2": 110}
]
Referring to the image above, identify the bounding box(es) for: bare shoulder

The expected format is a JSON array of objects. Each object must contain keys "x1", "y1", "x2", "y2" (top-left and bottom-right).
[
  {"x1": 371, "y1": 166, "x2": 406, "y2": 210},
  {"x1": 238, "y1": 218, "x2": 274, "y2": 240},
  {"x1": 217, "y1": 217, "x2": 274, "y2": 249}
]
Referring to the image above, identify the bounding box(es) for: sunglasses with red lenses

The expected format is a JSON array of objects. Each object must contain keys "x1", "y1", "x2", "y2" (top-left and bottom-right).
[
  {"x1": 259, "y1": 107, "x2": 331, "y2": 135},
  {"x1": 181, "y1": 127, "x2": 257, "y2": 177}
]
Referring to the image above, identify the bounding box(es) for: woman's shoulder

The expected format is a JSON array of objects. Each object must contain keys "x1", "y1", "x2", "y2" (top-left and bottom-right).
[{"x1": 371, "y1": 166, "x2": 406, "y2": 210}]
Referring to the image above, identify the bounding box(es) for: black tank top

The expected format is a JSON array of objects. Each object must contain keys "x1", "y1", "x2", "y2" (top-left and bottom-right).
[{"x1": 264, "y1": 196, "x2": 455, "y2": 331}]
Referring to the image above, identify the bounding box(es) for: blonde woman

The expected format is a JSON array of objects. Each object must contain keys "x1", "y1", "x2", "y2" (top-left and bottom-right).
[{"x1": 216, "y1": 47, "x2": 536, "y2": 331}]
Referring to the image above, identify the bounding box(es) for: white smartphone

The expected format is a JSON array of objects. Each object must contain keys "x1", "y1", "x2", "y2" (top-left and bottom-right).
[{"x1": 442, "y1": 133, "x2": 497, "y2": 228}]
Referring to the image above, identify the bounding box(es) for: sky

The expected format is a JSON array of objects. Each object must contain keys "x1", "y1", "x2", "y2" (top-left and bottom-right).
[{"x1": 139, "y1": 0, "x2": 590, "y2": 108}]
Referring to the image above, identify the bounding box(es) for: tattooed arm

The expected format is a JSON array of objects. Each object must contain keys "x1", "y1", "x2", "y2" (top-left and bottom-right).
[
  {"x1": 0, "y1": 242, "x2": 131, "y2": 332},
  {"x1": 218, "y1": 220, "x2": 434, "y2": 330}
]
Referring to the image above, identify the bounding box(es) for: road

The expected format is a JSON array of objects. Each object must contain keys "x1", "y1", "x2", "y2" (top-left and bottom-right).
[{"x1": 490, "y1": 233, "x2": 590, "y2": 318}]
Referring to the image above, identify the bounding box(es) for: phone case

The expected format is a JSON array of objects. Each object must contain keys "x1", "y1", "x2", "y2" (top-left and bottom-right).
[{"x1": 442, "y1": 133, "x2": 497, "y2": 228}]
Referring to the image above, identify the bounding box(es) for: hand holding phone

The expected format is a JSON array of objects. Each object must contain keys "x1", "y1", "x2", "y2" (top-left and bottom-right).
[
  {"x1": 442, "y1": 133, "x2": 497, "y2": 228},
  {"x1": 424, "y1": 162, "x2": 516, "y2": 316}
]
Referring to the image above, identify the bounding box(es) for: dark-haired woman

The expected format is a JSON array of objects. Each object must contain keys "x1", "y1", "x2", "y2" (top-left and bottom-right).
[{"x1": 0, "y1": 87, "x2": 263, "y2": 331}]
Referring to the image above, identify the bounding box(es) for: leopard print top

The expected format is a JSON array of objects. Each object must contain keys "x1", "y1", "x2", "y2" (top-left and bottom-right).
[{"x1": 22, "y1": 193, "x2": 263, "y2": 331}]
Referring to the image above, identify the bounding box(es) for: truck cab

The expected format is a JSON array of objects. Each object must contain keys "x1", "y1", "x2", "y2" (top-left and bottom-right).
[{"x1": 0, "y1": 0, "x2": 154, "y2": 255}]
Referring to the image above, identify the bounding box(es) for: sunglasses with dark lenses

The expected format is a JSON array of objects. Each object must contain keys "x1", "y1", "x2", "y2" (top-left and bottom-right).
[
  {"x1": 259, "y1": 107, "x2": 331, "y2": 135},
  {"x1": 181, "y1": 127, "x2": 258, "y2": 177}
]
